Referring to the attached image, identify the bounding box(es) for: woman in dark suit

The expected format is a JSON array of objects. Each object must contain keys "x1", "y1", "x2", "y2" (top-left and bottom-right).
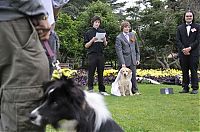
[{"x1": 176, "y1": 10, "x2": 200, "y2": 94}]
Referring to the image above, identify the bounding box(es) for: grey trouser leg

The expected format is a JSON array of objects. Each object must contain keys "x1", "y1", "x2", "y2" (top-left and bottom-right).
[
  {"x1": 129, "y1": 65, "x2": 138, "y2": 93},
  {"x1": 0, "y1": 18, "x2": 49, "y2": 132}
]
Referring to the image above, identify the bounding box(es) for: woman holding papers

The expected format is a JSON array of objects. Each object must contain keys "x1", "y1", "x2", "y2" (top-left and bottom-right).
[{"x1": 84, "y1": 16, "x2": 110, "y2": 96}]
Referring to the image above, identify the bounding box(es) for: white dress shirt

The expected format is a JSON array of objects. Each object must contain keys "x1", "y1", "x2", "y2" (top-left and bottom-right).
[
  {"x1": 186, "y1": 23, "x2": 192, "y2": 36},
  {"x1": 41, "y1": 0, "x2": 55, "y2": 25}
]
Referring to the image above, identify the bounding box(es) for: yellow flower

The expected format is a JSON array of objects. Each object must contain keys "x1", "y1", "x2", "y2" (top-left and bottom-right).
[
  {"x1": 52, "y1": 68, "x2": 77, "y2": 79},
  {"x1": 136, "y1": 69, "x2": 182, "y2": 77},
  {"x1": 103, "y1": 69, "x2": 118, "y2": 77}
]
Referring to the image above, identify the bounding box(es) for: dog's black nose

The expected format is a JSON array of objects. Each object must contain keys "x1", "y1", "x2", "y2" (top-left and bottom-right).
[{"x1": 29, "y1": 114, "x2": 37, "y2": 121}]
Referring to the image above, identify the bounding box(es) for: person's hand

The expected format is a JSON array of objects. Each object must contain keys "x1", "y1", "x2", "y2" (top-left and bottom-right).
[
  {"x1": 182, "y1": 47, "x2": 191, "y2": 55},
  {"x1": 182, "y1": 49, "x2": 190, "y2": 55},
  {"x1": 92, "y1": 37, "x2": 97, "y2": 43},
  {"x1": 102, "y1": 37, "x2": 107, "y2": 46},
  {"x1": 185, "y1": 47, "x2": 191, "y2": 52},
  {"x1": 136, "y1": 61, "x2": 140, "y2": 65},
  {"x1": 122, "y1": 64, "x2": 126, "y2": 67},
  {"x1": 35, "y1": 19, "x2": 51, "y2": 41},
  {"x1": 32, "y1": 18, "x2": 51, "y2": 41},
  {"x1": 85, "y1": 37, "x2": 97, "y2": 48},
  {"x1": 101, "y1": 37, "x2": 106, "y2": 42}
]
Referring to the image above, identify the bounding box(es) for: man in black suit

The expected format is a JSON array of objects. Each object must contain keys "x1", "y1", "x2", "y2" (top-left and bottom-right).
[{"x1": 176, "y1": 10, "x2": 200, "y2": 94}]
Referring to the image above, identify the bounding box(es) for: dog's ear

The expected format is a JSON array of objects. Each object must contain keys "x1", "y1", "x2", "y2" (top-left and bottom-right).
[
  {"x1": 42, "y1": 80, "x2": 55, "y2": 93},
  {"x1": 127, "y1": 69, "x2": 132, "y2": 78},
  {"x1": 120, "y1": 68, "x2": 123, "y2": 73}
]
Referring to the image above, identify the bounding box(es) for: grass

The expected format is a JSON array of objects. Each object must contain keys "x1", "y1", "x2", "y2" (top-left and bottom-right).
[{"x1": 46, "y1": 84, "x2": 200, "y2": 132}]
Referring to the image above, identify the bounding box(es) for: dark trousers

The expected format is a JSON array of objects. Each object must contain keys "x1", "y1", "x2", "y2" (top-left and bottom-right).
[
  {"x1": 179, "y1": 55, "x2": 199, "y2": 90},
  {"x1": 87, "y1": 54, "x2": 105, "y2": 92}
]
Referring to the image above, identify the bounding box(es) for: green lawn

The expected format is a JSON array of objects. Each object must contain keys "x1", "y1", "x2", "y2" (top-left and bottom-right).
[{"x1": 47, "y1": 84, "x2": 200, "y2": 132}]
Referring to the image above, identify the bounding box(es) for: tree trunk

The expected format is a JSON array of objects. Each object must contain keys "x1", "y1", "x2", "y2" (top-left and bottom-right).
[
  {"x1": 155, "y1": 55, "x2": 166, "y2": 69},
  {"x1": 162, "y1": 54, "x2": 170, "y2": 69}
]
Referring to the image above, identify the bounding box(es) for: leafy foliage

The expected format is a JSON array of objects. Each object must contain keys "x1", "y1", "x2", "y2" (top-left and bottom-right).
[
  {"x1": 56, "y1": 1, "x2": 121, "y2": 64},
  {"x1": 62, "y1": 0, "x2": 126, "y2": 19},
  {"x1": 126, "y1": 0, "x2": 183, "y2": 69},
  {"x1": 55, "y1": 0, "x2": 199, "y2": 69},
  {"x1": 75, "y1": 1, "x2": 120, "y2": 63},
  {"x1": 55, "y1": 13, "x2": 83, "y2": 62}
]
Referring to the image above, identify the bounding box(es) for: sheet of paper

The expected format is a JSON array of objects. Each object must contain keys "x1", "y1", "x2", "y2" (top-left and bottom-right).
[{"x1": 95, "y1": 32, "x2": 106, "y2": 42}]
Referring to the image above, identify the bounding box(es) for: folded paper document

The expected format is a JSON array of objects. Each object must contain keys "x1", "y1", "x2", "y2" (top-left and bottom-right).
[{"x1": 95, "y1": 32, "x2": 106, "y2": 42}]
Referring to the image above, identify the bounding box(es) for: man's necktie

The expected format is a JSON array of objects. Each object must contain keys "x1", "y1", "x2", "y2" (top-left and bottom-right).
[{"x1": 125, "y1": 34, "x2": 129, "y2": 42}]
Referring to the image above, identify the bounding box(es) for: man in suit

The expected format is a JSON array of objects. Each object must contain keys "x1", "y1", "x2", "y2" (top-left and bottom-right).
[
  {"x1": 176, "y1": 10, "x2": 200, "y2": 94},
  {"x1": 115, "y1": 21, "x2": 141, "y2": 95}
]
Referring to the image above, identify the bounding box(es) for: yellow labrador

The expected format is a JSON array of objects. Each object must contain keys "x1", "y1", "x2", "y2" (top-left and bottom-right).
[{"x1": 118, "y1": 67, "x2": 133, "y2": 96}]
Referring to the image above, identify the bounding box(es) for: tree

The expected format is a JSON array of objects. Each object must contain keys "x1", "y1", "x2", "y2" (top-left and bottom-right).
[
  {"x1": 62, "y1": 0, "x2": 126, "y2": 20},
  {"x1": 55, "y1": 13, "x2": 82, "y2": 62},
  {"x1": 61, "y1": 0, "x2": 92, "y2": 19},
  {"x1": 166, "y1": 0, "x2": 200, "y2": 22},
  {"x1": 127, "y1": 0, "x2": 180, "y2": 69},
  {"x1": 55, "y1": 1, "x2": 124, "y2": 68},
  {"x1": 179, "y1": 0, "x2": 200, "y2": 22},
  {"x1": 75, "y1": 0, "x2": 120, "y2": 67}
]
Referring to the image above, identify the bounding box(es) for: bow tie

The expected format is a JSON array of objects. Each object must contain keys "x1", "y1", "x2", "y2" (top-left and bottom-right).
[{"x1": 186, "y1": 24, "x2": 191, "y2": 27}]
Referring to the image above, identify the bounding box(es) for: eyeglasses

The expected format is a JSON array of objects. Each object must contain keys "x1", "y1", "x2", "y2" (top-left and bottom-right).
[{"x1": 185, "y1": 15, "x2": 193, "y2": 17}]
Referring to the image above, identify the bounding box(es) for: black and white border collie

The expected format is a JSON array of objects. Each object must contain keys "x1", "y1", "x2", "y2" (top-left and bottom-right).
[{"x1": 30, "y1": 76, "x2": 124, "y2": 132}]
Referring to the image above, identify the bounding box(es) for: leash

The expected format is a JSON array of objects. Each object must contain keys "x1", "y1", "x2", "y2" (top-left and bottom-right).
[{"x1": 43, "y1": 40, "x2": 55, "y2": 57}]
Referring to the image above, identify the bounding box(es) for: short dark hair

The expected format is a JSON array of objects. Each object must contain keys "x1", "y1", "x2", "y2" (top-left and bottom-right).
[
  {"x1": 91, "y1": 16, "x2": 101, "y2": 24},
  {"x1": 183, "y1": 10, "x2": 195, "y2": 23}
]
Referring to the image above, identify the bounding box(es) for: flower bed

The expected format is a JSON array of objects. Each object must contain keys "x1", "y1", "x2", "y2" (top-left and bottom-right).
[{"x1": 52, "y1": 68, "x2": 200, "y2": 86}]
